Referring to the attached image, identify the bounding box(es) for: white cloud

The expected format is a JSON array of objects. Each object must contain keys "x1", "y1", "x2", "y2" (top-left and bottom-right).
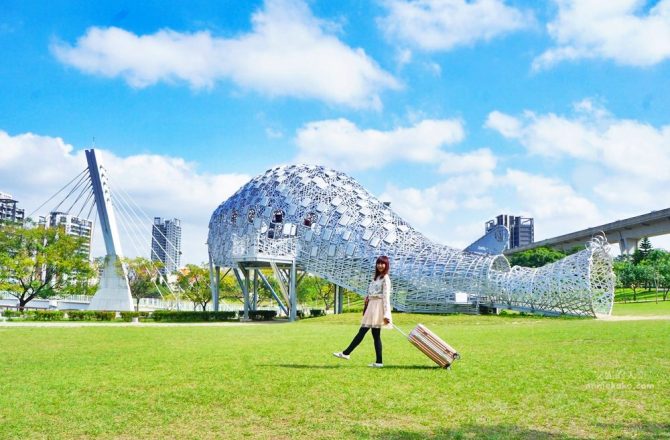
[
  {"x1": 379, "y1": 0, "x2": 533, "y2": 51},
  {"x1": 437, "y1": 148, "x2": 497, "y2": 174},
  {"x1": 485, "y1": 100, "x2": 670, "y2": 241},
  {"x1": 0, "y1": 130, "x2": 250, "y2": 265},
  {"x1": 534, "y1": 0, "x2": 670, "y2": 70},
  {"x1": 265, "y1": 127, "x2": 284, "y2": 139},
  {"x1": 294, "y1": 117, "x2": 472, "y2": 171},
  {"x1": 485, "y1": 110, "x2": 522, "y2": 138},
  {"x1": 379, "y1": 170, "x2": 496, "y2": 245},
  {"x1": 378, "y1": 167, "x2": 604, "y2": 248},
  {"x1": 502, "y1": 169, "x2": 600, "y2": 230},
  {"x1": 51, "y1": 0, "x2": 399, "y2": 109},
  {"x1": 485, "y1": 99, "x2": 670, "y2": 179}
]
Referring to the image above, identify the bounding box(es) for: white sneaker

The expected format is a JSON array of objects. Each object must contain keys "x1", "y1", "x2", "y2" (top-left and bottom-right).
[
  {"x1": 333, "y1": 352, "x2": 350, "y2": 360},
  {"x1": 368, "y1": 363, "x2": 383, "y2": 368}
]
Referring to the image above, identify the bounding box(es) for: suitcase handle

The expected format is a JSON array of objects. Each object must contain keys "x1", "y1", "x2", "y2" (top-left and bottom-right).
[{"x1": 391, "y1": 323, "x2": 408, "y2": 337}]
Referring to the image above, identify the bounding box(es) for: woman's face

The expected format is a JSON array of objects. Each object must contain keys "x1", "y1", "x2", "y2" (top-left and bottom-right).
[{"x1": 376, "y1": 261, "x2": 386, "y2": 272}]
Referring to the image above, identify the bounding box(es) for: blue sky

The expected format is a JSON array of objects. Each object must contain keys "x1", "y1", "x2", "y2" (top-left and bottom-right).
[{"x1": 1, "y1": 0, "x2": 670, "y2": 263}]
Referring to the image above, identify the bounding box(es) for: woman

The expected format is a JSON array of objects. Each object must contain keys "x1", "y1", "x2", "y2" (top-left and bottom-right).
[{"x1": 333, "y1": 256, "x2": 393, "y2": 368}]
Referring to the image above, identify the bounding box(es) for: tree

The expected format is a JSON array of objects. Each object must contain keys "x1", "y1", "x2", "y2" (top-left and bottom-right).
[
  {"x1": 218, "y1": 271, "x2": 243, "y2": 304},
  {"x1": 633, "y1": 237, "x2": 653, "y2": 265},
  {"x1": 0, "y1": 222, "x2": 94, "y2": 309},
  {"x1": 640, "y1": 249, "x2": 670, "y2": 302},
  {"x1": 508, "y1": 246, "x2": 567, "y2": 268},
  {"x1": 177, "y1": 264, "x2": 212, "y2": 311},
  {"x1": 616, "y1": 260, "x2": 653, "y2": 301},
  {"x1": 124, "y1": 257, "x2": 165, "y2": 311},
  {"x1": 298, "y1": 274, "x2": 335, "y2": 310}
]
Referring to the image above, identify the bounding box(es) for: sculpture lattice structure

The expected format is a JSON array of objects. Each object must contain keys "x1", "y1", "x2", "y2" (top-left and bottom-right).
[{"x1": 208, "y1": 165, "x2": 615, "y2": 317}]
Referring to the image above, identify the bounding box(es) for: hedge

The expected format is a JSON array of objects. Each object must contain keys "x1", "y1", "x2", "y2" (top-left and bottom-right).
[
  {"x1": 27, "y1": 310, "x2": 64, "y2": 321},
  {"x1": 247, "y1": 310, "x2": 277, "y2": 321},
  {"x1": 66, "y1": 310, "x2": 115, "y2": 321},
  {"x1": 151, "y1": 311, "x2": 238, "y2": 322},
  {"x1": 2, "y1": 309, "x2": 21, "y2": 318},
  {"x1": 119, "y1": 311, "x2": 151, "y2": 322}
]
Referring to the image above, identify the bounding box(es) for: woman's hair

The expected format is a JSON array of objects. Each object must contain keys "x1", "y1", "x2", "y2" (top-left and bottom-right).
[{"x1": 374, "y1": 255, "x2": 390, "y2": 280}]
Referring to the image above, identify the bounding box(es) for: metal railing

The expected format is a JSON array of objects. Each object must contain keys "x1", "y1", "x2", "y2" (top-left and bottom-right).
[{"x1": 231, "y1": 234, "x2": 298, "y2": 260}]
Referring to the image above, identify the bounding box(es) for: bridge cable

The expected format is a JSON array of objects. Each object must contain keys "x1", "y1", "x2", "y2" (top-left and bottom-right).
[
  {"x1": 26, "y1": 168, "x2": 88, "y2": 219},
  {"x1": 106, "y1": 176, "x2": 182, "y2": 272},
  {"x1": 49, "y1": 171, "x2": 91, "y2": 214}
]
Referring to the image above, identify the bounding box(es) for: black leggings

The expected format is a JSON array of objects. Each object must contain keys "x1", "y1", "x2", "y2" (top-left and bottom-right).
[{"x1": 343, "y1": 327, "x2": 382, "y2": 363}]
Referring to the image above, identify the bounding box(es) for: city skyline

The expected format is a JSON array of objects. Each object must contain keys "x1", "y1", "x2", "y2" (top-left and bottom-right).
[{"x1": 2, "y1": 0, "x2": 670, "y2": 264}]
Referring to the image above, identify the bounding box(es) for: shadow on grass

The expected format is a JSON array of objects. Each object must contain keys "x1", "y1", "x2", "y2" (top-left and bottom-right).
[
  {"x1": 362, "y1": 421, "x2": 670, "y2": 439},
  {"x1": 595, "y1": 421, "x2": 670, "y2": 439},
  {"x1": 258, "y1": 363, "x2": 440, "y2": 370},
  {"x1": 258, "y1": 364, "x2": 345, "y2": 369}
]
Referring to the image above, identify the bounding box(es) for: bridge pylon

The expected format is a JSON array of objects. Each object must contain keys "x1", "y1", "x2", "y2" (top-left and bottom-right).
[{"x1": 85, "y1": 149, "x2": 133, "y2": 311}]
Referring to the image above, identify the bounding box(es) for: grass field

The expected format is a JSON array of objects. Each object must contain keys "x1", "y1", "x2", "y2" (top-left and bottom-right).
[
  {"x1": 613, "y1": 300, "x2": 670, "y2": 316},
  {"x1": 1, "y1": 312, "x2": 669, "y2": 439},
  {"x1": 615, "y1": 288, "x2": 670, "y2": 303}
]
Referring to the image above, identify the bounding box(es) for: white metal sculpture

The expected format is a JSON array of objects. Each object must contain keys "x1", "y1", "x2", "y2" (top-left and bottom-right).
[{"x1": 208, "y1": 165, "x2": 614, "y2": 317}]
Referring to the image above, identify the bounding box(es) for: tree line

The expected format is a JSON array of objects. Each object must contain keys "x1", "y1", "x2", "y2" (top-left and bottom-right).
[{"x1": 0, "y1": 220, "x2": 356, "y2": 311}]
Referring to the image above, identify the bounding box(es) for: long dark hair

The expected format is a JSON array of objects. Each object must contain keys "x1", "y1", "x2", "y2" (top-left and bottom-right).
[{"x1": 374, "y1": 256, "x2": 390, "y2": 280}]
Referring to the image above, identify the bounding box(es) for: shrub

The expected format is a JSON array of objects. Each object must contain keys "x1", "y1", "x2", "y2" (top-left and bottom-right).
[
  {"x1": 248, "y1": 310, "x2": 276, "y2": 321},
  {"x1": 94, "y1": 311, "x2": 116, "y2": 321},
  {"x1": 151, "y1": 310, "x2": 237, "y2": 322},
  {"x1": 309, "y1": 309, "x2": 325, "y2": 318},
  {"x1": 211, "y1": 311, "x2": 237, "y2": 321},
  {"x1": 2, "y1": 309, "x2": 20, "y2": 318},
  {"x1": 120, "y1": 311, "x2": 140, "y2": 322},
  {"x1": 67, "y1": 310, "x2": 95, "y2": 321},
  {"x1": 28, "y1": 310, "x2": 64, "y2": 321}
]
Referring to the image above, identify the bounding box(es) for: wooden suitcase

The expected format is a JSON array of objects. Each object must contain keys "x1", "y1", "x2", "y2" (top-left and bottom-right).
[{"x1": 403, "y1": 323, "x2": 460, "y2": 368}]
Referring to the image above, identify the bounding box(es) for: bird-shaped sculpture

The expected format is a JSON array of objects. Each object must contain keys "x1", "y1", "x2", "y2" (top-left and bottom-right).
[{"x1": 208, "y1": 165, "x2": 614, "y2": 317}]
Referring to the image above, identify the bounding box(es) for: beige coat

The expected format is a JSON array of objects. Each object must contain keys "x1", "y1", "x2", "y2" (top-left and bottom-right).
[{"x1": 361, "y1": 274, "x2": 393, "y2": 329}]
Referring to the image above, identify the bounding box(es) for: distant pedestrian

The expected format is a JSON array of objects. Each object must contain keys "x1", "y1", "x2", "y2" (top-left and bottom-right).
[{"x1": 333, "y1": 256, "x2": 393, "y2": 367}]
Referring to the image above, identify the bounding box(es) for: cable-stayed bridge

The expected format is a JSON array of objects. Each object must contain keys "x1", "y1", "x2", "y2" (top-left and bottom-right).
[{"x1": 16, "y1": 149, "x2": 184, "y2": 311}]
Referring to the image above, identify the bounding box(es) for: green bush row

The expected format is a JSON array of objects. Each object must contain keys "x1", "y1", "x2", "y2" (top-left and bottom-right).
[
  {"x1": 29, "y1": 310, "x2": 65, "y2": 321},
  {"x1": 2, "y1": 309, "x2": 116, "y2": 321},
  {"x1": 3, "y1": 309, "x2": 21, "y2": 318},
  {"x1": 246, "y1": 310, "x2": 277, "y2": 321},
  {"x1": 2, "y1": 309, "x2": 285, "y2": 322},
  {"x1": 119, "y1": 311, "x2": 152, "y2": 322},
  {"x1": 66, "y1": 310, "x2": 116, "y2": 321},
  {"x1": 151, "y1": 310, "x2": 238, "y2": 322}
]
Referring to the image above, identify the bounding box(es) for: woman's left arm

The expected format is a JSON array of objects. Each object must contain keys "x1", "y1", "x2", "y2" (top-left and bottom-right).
[{"x1": 382, "y1": 275, "x2": 392, "y2": 323}]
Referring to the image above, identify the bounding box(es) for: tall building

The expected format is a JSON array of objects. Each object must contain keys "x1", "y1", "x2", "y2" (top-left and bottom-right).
[
  {"x1": 0, "y1": 192, "x2": 25, "y2": 223},
  {"x1": 486, "y1": 214, "x2": 534, "y2": 250},
  {"x1": 151, "y1": 217, "x2": 182, "y2": 276},
  {"x1": 40, "y1": 212, "x2": 94, "y2": 258}
]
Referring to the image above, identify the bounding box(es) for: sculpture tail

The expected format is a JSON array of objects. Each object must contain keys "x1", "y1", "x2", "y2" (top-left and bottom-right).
[{"x1": 488, "y1": 235, "x2": 615, "y2": 316}]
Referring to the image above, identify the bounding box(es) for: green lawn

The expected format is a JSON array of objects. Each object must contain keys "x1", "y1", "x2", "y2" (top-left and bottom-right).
[
  {"x1": 615, "y1": 288, "x2": 670, "y2": 303},
  {"x1": 613, "y1": 300, "x2": 670, "y2": 316},
  {"x1": 1, "y1": 313, "x2": 668, "y2": 439}
]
